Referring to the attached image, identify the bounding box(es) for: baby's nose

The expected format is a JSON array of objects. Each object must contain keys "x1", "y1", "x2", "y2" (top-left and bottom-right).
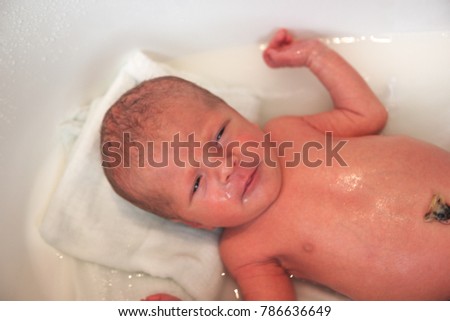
[
  {"x1": 217, "y1": 157, "x2": 236, "y2": 183},
  {"x1": 205, "y1": 146, "x2": 237, "y2": 183}
]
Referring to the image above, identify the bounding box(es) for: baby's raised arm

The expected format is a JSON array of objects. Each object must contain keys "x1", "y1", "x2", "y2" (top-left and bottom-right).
[{"x1": 264, "y1": 29, "x2": 387, "y2": 137}]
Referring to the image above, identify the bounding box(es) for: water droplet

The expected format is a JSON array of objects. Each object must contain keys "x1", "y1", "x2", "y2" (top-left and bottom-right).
[
  {"x1": 233, "y1": 288, "x2": 240, "y2": 300},
  {"x1": 370, "y1": 35, "x2": 392, "y2": 44},
  {"x1": 342, "y1": 37, "x2": 356, "y2": 44}
]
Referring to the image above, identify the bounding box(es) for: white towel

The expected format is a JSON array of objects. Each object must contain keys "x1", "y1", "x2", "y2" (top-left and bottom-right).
[{"x1": 39, "y1": 51, "x2": 261, "y2": 300}]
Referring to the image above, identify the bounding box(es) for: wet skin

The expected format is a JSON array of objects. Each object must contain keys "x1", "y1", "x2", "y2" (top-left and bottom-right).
[
  {"x1": 217, "y1": 29, "x2": 450, "y2": 300},
  {"x1": 140, "y1": 29, "x2": 450, "y2": 300},
  {"x1": 221, "y1": 122, "x2": 450, "y2": 300}
]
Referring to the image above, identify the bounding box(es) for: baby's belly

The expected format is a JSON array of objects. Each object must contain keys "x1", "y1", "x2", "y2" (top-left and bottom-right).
[
  {"x1": 282, "y1": 210, "x2": 450, "y2": 300},
  {"x1": 342, "y1": 140, "x2": 449, "y2": 223},
  {"x1": 278, "y1": 137, "x2": 450, "y2": 299},
  {"x1": 315, "y1": 135, "x2": 450, "y2": 231}
]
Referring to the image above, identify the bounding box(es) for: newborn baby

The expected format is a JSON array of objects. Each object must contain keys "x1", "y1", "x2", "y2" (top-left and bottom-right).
[{"x1": 101, "y1": 29, "x2": 450, "y2": 300}]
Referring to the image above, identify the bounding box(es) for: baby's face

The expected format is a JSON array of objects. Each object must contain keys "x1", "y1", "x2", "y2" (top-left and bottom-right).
[{"x1": 142, "y1": 97, "x2": 282, "y2": 229}]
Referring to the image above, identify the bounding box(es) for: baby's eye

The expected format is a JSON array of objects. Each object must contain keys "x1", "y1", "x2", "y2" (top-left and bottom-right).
[
  {"x1": 216, "y1": 126, "x2": 226, "y2": 141},
  {"x1": 193, "y1": 176, "x2": 202, "y2": 194}
]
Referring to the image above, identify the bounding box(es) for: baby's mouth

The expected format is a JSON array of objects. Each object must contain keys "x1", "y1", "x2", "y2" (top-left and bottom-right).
[{"x1": 242, "y1": 165, "x2": 258, "y2": 199}]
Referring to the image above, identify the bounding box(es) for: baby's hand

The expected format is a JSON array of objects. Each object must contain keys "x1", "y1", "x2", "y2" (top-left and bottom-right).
[
  {"x1": 263, "y1": 29, "x2": 326, "y2": 68},
  {"x1": 142, "y1": 293, "x2": 181, "y2": 301}
]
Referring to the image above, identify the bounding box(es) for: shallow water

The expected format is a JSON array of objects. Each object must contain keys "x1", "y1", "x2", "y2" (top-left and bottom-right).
[{"x1": 27, "y1": 31, "x2": 450, "y2": 300}]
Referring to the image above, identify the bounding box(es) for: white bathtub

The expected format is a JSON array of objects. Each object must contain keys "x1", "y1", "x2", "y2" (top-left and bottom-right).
[{"x1": 1, "y1": 0, "x2": 450, "y2": 300}]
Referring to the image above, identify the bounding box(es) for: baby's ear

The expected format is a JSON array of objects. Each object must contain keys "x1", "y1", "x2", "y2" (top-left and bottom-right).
[{"x1": 171, "y1": 218, "x2": 215, "y2": 230}]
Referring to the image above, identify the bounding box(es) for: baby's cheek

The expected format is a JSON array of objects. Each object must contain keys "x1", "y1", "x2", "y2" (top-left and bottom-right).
[{"x1": 236, "y1": 130, "x2": 266, "y2": 155}]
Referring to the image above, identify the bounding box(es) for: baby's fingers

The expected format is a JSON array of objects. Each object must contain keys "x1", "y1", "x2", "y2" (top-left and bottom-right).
[
  {"x1": 263, "y1": 48, "x2": 282, "y2": 67},
  {"x1": 263, "y1": 29, "x2": 297, "y2": 67},
  {"x1": 263, "y1": 38, "x2": 326, "y2": 68},
  {"x1": 142, "y1": 293, "x2": 181, "y2": 301},
  {"x1": 263, "y1": 48, "x2": 293, "y2": 68},
  {"x1": 266, "y1": 28, "x2": 293, "y2": 50}
]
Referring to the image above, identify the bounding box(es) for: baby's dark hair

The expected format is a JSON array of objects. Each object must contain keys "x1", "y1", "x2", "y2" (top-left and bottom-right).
[{"x1": 100, "y1": 76, "x2": 225, "y2": 219}]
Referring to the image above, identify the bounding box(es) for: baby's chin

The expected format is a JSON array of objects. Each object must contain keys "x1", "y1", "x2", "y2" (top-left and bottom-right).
[{"x1": 220, "y1": 200, "x2": 278, "y2": 228}]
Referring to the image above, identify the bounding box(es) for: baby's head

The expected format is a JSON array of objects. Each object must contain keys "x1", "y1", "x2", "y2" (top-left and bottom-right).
[{"x1": 101, "y1": 76, "x2": 282, "y2": 229}]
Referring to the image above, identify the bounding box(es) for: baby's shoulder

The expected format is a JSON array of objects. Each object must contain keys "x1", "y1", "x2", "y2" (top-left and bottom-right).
[
  {"x1": 264, "y1": 115, "x2": 320, "y2": 138},
  {"x1": 265, "y1": 115, "x2": 303, "y2": 129},
  {"x1": 219, "y1": 227, "x2": 270, "y2": 268}
]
